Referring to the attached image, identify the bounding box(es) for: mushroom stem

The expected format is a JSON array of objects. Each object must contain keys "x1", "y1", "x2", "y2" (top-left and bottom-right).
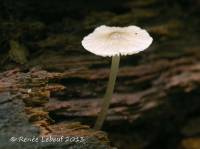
[{"x1": 94, "y1": 55, "x2": 120, "y2": 130}]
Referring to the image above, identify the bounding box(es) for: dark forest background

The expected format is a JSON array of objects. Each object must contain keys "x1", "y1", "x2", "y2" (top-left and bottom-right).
[{"x1": 0, "y1": 0, "x2": 200, "y2": 149}]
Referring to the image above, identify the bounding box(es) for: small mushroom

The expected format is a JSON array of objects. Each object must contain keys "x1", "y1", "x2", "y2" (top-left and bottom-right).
[{"x1": 82, "y1": 25, "x2": 153, "y2": 130}]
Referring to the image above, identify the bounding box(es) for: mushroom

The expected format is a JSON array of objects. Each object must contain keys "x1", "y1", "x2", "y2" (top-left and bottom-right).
[{"x1": 82, "y1": 25, "x2": 153, "y2": 130}]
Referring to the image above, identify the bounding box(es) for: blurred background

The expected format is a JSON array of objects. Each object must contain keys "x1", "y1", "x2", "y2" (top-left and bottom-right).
[{"x1": 0, "y1": 0, "x2": 200, "y2": 149}]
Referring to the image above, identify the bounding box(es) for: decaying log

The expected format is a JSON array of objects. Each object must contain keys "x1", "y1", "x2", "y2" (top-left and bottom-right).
[
  {"x1": 0, "y1": 0, "x2": 200, "y2": 148},
  {"x1": 0, "y1": 68, "x2": 111, "y2": 149},
  {"x1": 1, "y1": 45, "x2": 200, "y2": 148}
]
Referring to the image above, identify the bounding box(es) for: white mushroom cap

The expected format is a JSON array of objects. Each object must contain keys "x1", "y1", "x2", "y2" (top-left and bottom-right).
[{"x1": 82, "y1": 25, "x2": 153, "y2": 57}]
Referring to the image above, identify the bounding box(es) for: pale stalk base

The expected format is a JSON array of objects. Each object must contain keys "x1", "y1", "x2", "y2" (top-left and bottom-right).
[{"x1": 94, "y1": 55, "x2": 120, "y2": 130}]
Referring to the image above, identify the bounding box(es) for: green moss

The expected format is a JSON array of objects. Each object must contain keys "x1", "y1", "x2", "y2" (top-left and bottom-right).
[
  {"x1": 38, "y1": 34, "x2": 68, "y2": 48},
  {"x1": 9, "y1": 40, "x2": 29, "y2": 64}
]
